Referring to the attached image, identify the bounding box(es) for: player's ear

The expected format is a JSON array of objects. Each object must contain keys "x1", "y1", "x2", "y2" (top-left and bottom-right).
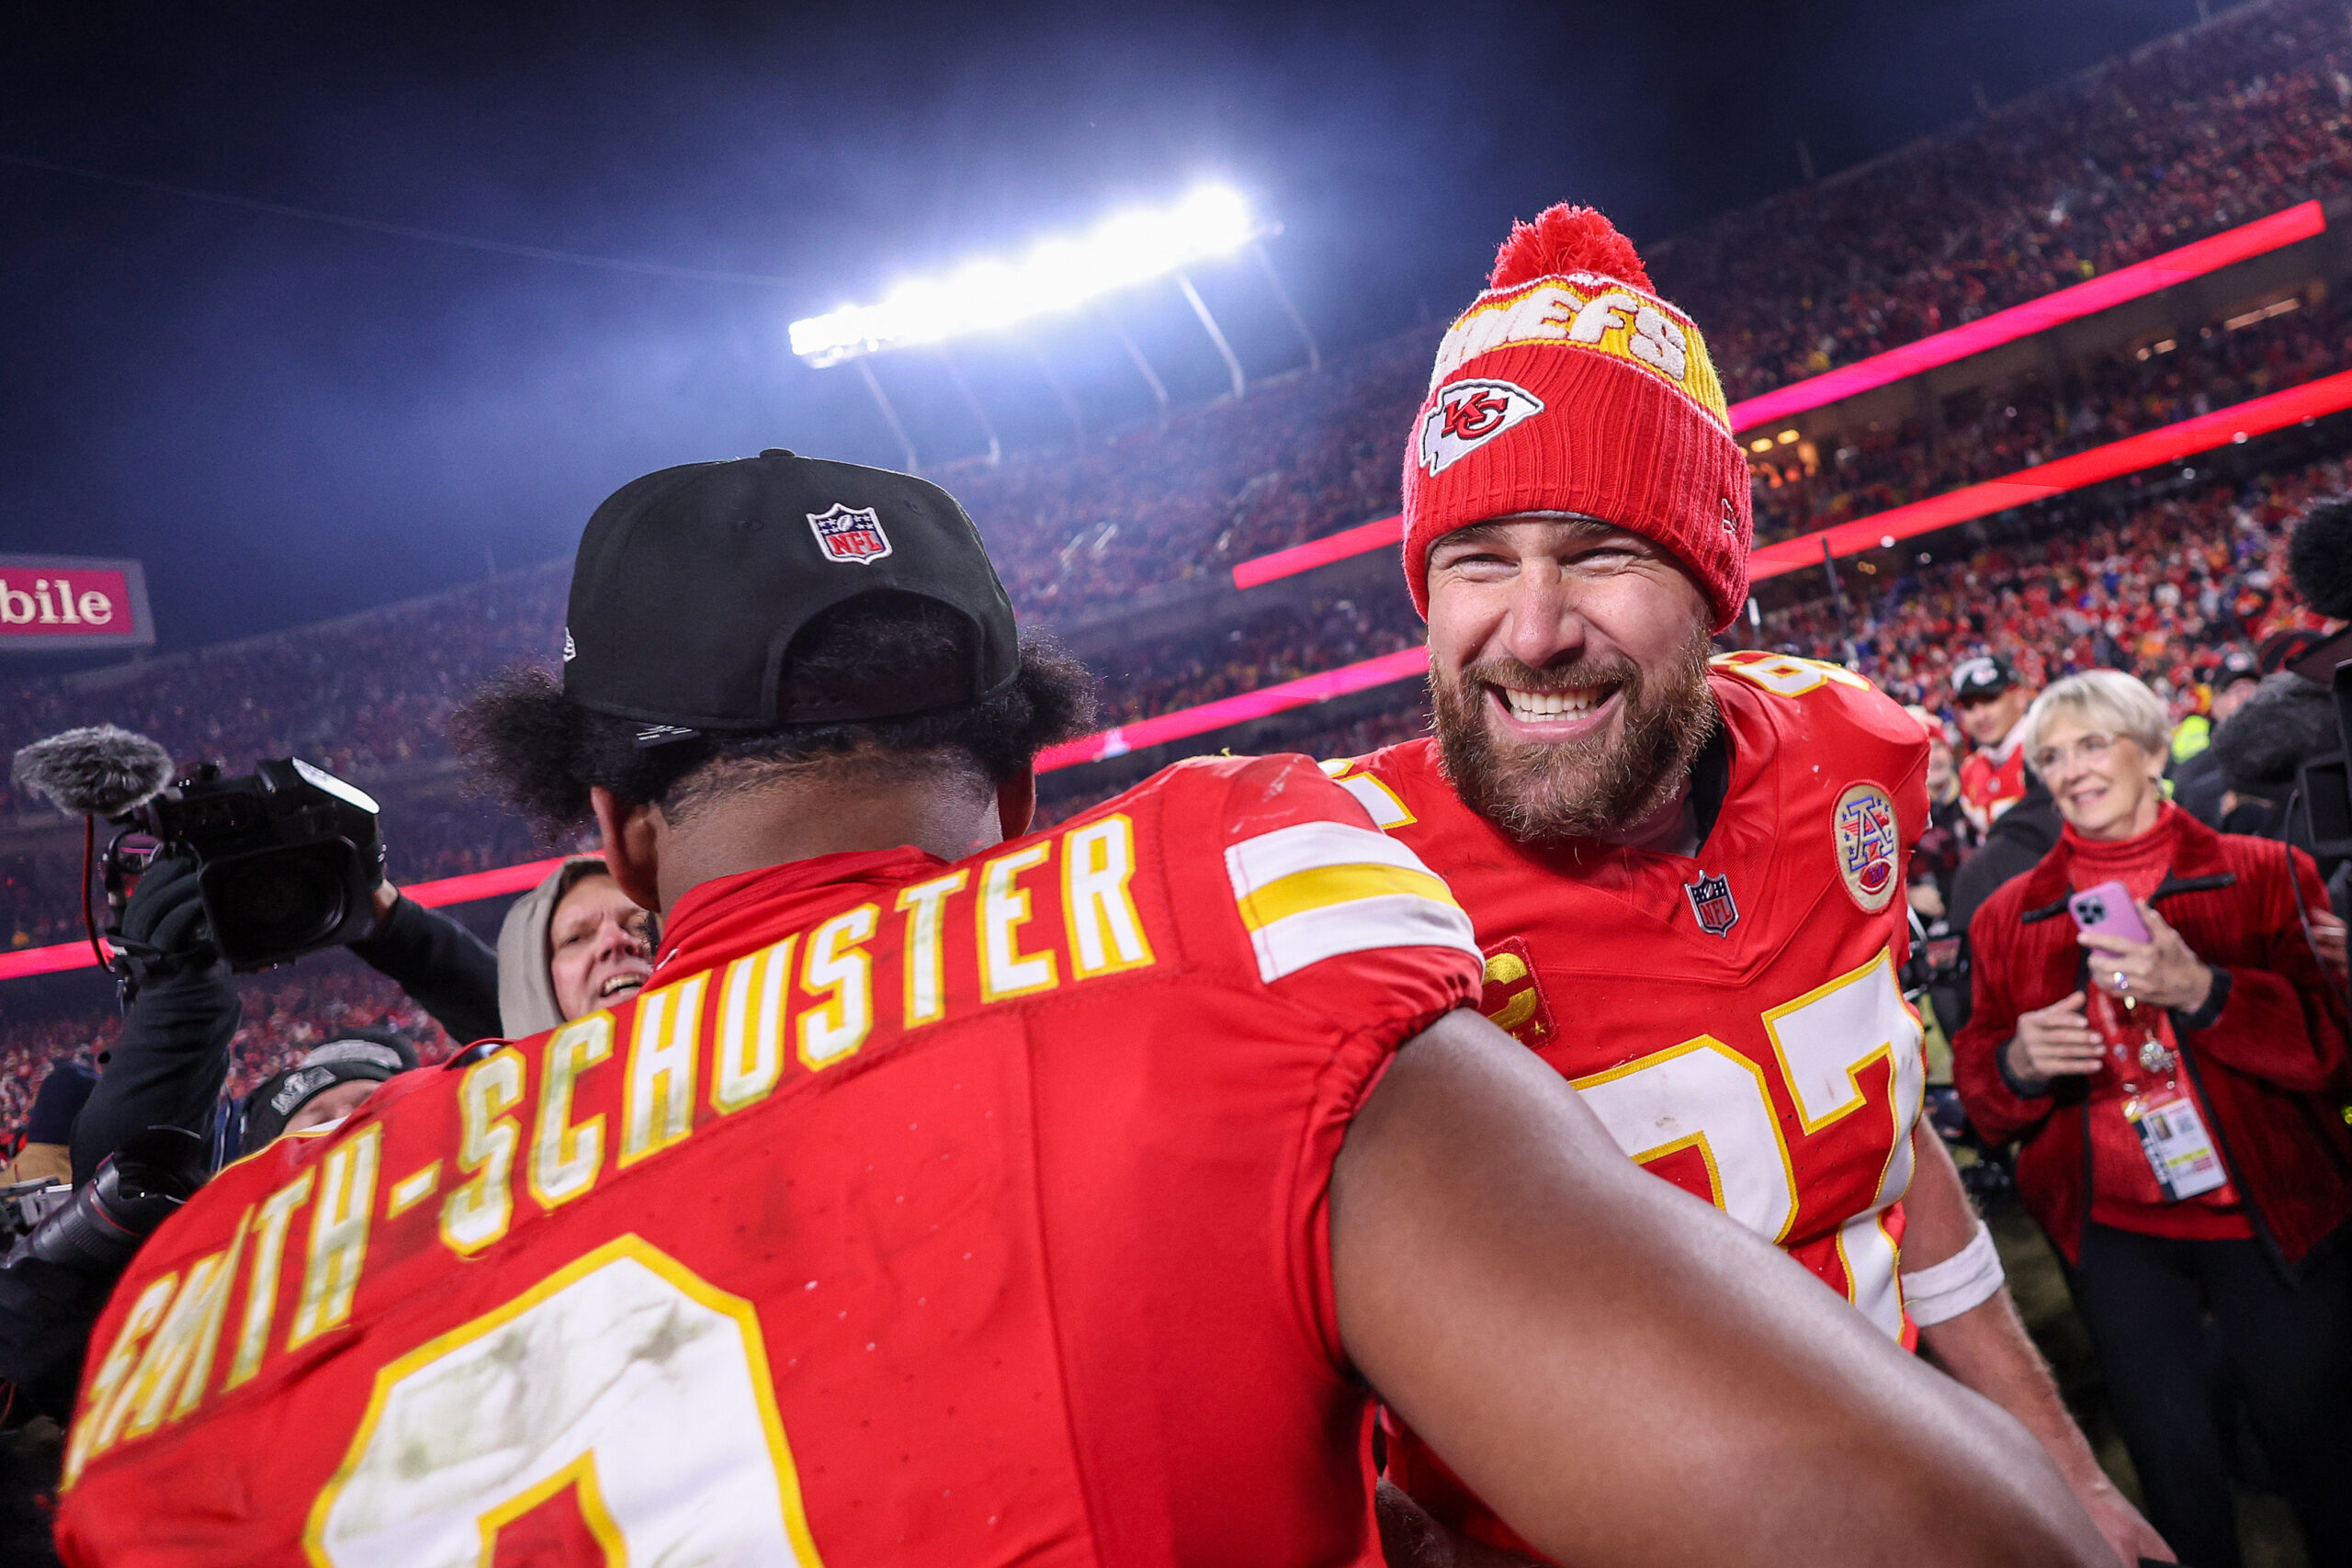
[
  {"x1": 591, "y1": 786, "x2": 666, "y2": 913},
  {"x1": 996, "y1": 768, "x2": 1037, "y2": 842}
]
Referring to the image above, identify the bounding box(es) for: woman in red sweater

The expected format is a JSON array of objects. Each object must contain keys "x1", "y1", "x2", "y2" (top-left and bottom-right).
[{"x1": 1953, "y1": 669, "x2": 2352, "y2": 1568}]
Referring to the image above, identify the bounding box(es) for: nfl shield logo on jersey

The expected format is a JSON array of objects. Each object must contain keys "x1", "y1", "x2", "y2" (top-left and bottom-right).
[
  {"x1": 806, "y1": 503, "x2": 893, "y2": 565},
  {"x1": 1834, "y1": 782, "x2": 1899, "y2": 913},
  {"x1": 1684, "y1": 872, "x2": 1738, "y2": 937}
]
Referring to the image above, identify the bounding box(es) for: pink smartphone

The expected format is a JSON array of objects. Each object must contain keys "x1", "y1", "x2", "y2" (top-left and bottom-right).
[{"x1": 2068, "y1": 880, "x2": 2151, "y2": 944}]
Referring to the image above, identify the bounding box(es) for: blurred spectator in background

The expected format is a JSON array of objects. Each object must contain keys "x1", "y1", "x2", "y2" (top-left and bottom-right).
[
  {"x1": 1905, "y1": 705, "x2": 1978, "y2": 924},
  {"x1": 2171, "y1": 649, "x2": 2262, "y2": 829},
  {"x1": 1953, "y1": 670, "x2": 2352, "y2": 1568},
  {"x1": 0, "y1": 1061, "x2": 92, "y2": 1186},
  {"x1": 2212, "y1": 653, "x2": 2352, "y2": 897},
  {"x1": 233, "y1": 1029, "x2": 417, "y2": 1156},
  {"x1": 495, "y1": 856, "x2": 653, "y2": 1036},
  {"x1": 1953, "y1": 655, "x2": 2035, "y2": 834}
]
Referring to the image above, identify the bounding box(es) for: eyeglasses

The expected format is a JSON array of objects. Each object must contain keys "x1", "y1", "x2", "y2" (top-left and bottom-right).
[{"x1": 2030, "y1": 732, "x2": 2118, "y2": 774}]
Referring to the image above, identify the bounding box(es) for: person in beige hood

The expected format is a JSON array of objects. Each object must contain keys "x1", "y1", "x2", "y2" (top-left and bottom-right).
[{"x1": 494, "y1": 855, "x2": 656, "y2": 1036}]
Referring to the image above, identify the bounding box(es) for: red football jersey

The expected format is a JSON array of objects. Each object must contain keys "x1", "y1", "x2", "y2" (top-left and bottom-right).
[
  {"x1": 1330, "y1": 654, "x2": 1930, "y2": 1555},
  {"x1": 56, "y1": 755, "x2": 1483, "y2": 1568},
  {"x1": 1958, "y1": 727, "x2": 2029, "y2": 835}
]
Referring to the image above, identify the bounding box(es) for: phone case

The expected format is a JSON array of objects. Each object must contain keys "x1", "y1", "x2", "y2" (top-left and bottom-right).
[{"x1": 2068, "y1": 879, "x2": 2151, "y2": 944}]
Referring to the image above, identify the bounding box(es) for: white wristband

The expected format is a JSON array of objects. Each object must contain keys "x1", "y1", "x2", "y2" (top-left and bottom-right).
[{"x1": 1899, "y1": 1220, "x2": 2005, "y2": 1327}]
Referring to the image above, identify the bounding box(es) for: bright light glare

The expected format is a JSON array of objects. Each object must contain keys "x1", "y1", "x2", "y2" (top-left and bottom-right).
[{"x1": 789, "y1": 186, "x2": 1258, "y2": 367}]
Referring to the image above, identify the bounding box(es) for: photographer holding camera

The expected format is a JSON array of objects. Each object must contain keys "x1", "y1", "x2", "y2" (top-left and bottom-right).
[
  {"x1": 71, "y1": 789, "x2": 501, "y2": 1179},
  {"x1": 0, "y1": 731, "x2": 504, "y2": 1426}
]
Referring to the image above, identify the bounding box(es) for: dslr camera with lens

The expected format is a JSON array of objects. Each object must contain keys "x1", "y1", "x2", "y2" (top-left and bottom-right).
[{"x1": 105, "y1": 758, "x2": 385, "y2": 970}]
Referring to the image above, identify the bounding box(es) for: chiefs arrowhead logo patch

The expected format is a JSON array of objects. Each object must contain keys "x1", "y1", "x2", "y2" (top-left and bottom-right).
[{"x1": 1417, "y1": 378, "x2": 1544, "y2": 475}]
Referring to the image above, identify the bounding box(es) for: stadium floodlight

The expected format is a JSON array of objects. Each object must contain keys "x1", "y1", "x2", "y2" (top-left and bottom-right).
[{"x1": 789, "y1": 186, "x2": 1261, "y2": 367}]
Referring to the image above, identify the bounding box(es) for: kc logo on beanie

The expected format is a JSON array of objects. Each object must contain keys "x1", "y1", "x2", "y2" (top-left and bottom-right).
[
  {"x1": 1419, "y1": 379, "x2": 1546, "y2": 474},
  {"x1": 1400, "y1": 204, "x2": 1752, "y2": 632}
]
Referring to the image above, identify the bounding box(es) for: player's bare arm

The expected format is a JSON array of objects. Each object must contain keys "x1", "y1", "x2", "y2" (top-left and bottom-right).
[
  {"x1": 1902, "y1": 1122, "x2": 2172, "y2": 1564},
  {"x1": 1332, "y1": 1009, "x2": 2113, "y2": 1568}
]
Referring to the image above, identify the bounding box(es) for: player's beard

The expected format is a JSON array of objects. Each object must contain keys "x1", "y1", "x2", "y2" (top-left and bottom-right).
[{"x1": 1430, "y1": 625, "x2": 1721, "y2": 843}]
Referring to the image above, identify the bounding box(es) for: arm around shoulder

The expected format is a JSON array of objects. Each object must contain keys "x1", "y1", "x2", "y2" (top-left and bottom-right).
[{"x1": 1330, "y1": 1008, "x2": 2110, "y2": 1568}]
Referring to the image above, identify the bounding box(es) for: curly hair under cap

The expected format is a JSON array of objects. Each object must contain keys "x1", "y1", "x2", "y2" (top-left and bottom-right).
[{"x1": 447, "y1": 595, "x2": 1097, "y2": 840}]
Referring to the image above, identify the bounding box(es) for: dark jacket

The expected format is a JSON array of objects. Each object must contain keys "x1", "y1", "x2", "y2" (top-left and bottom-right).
[
  {"x1": 346, "y1": 893, "x2": 501, "y2": 1046},
  {"x1": 1953, "y1": 809, "x2": 2352, "y2": 1270},
  {"x1": 1947, "y1": 773, "x2": 2063, "y2": 943}
]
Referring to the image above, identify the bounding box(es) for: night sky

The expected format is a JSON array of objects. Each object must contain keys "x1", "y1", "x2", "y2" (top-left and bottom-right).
[{"x1": 1, "y1": 0, "x2": 2214, "y2": 655}]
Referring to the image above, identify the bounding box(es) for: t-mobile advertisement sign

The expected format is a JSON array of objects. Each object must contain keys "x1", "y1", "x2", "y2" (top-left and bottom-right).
[{"x1": 0, "y1": 556, "x2": 154, "y2": 650}]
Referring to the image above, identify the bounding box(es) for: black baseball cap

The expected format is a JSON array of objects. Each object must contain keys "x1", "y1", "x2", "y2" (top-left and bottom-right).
[
  {"x1": 2214, "y1": 649, "x2": 2262, "y2": 690},
  {"x1": 1950, "y1": 653, "x2": 2017, "y2": 702},
  {"x1": 563, "y1": 450, "x2": 1018, "y2": 734}
]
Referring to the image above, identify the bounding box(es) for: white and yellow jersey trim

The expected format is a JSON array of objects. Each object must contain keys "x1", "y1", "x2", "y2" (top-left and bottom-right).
[
  {"x1": 1224, "y1": 820, "x2": 1479, "y2": 983},
  {"x1": 1317, "y1": 759, "x2": 1417, "y2": 829}
]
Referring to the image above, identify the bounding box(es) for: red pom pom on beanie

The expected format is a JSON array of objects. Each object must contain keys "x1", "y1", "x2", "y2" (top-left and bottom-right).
[{"x1": 1487, "y1": 204, "x2": 1653, "y2": 294}]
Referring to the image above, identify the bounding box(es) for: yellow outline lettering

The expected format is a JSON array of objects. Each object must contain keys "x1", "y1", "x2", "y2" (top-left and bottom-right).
[
  {"x1": 619, "y1": 974, "x2": 707, "y2": 1168},
  {"x1": 440, "y1": 1051, "x2": 524, "y2": 1257},
  {"x1": 978, "y1": 841, "x2": 1057, "y2": 1001},
  {"x1": 1062, "y1": 816, "x2": 1154, "y2": 980}
]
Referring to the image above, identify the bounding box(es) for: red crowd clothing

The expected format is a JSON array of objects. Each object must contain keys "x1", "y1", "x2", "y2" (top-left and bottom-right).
[
  {"x1": 1331, "y1": 652, "x2": 1930, "y2": 1558},
  {"x1": 2063, "y1": 807, "x2": 2252, "y2": 1240},
  {"x1": 1953, "y1": 807, "x2": 2352, "y2": 1269},
  {"x1": 1957, "y1": 720, "x2": 2030, "y2": 835},
  {"x1": 55, "y1": 755, "x2": 1484, "y2": 1568}
]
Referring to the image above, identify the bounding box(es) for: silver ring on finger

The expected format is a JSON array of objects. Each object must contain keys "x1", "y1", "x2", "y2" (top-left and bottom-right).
[{"x1": 2113, "y1": 970, "x2": 2130, "y2": 992}]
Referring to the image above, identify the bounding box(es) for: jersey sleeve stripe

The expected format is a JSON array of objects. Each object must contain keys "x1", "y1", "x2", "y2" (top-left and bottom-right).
[
  {"x1": 1225, "y1": 821, "x2": 1476, "y2": 982},
  {"x1": 1241, "y1": 893, "x2": 1481, "y2": 985},
  {"x1": 1224, "y1": 819, "x2": 1440, "y2": 891},
  {"x1": 1236, "y1": 863, "x2": 1455, "y2": 931}
]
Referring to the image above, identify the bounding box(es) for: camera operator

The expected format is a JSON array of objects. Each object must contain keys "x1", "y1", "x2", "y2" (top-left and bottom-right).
[
  {"x1": 2210, "y1": 497, "x2": 2352, "y2": 901},
  {"x1": 70, "y1": 845, "x2": 500, "y2": 1182},
  {"x1": 68, "y1": 846, "x2": 239, "y2": 1184},
  {"x1": 349, "y1": 875, "x2": 502, "y2": 1044}
]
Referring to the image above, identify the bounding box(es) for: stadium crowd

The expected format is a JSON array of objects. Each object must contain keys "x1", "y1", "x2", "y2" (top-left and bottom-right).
[
  {"x1": 0, "y1": 959, "x2": 452, "y2": 1155},
  {"x1": 1656, "y1": 0, "x2": 2352, "y2": 400},
  {"x1": 1749, "y1": 287, "x2": 2352, "y2": 544},
  {"x1": 1762, "y1": 452, "x2": 2341, "y2": 707},
  {"x1": 10, "y1": 6, "x2": 2352, "y2": 1562}
]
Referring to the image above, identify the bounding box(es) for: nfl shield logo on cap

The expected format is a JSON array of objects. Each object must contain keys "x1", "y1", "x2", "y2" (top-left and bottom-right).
[{"x1": 807, "y1": 503, "x2": 893, "y2": 565}]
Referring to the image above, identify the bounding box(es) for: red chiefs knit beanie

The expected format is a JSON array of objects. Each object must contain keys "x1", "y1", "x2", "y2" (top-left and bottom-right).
[{"x1": 1400, "y1": 205, "x2": 1751, "y2": 632}]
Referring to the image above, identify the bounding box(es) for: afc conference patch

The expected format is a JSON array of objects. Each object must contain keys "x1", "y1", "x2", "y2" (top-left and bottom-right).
[
  {"x1": 1833, "y1": 781, "x2": 1899, "y2": 914},
  {"x1": 806, "y1": 502, "x2": 892, "y2": 565},
  {"x1": 1684, "y1": 872, "x2": 1738, "y2": 937}
]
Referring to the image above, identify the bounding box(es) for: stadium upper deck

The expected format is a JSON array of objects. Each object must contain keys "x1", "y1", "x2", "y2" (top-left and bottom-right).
[{"x1": 3, "y1": 0, "x2": 2347, "y2": 961}]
